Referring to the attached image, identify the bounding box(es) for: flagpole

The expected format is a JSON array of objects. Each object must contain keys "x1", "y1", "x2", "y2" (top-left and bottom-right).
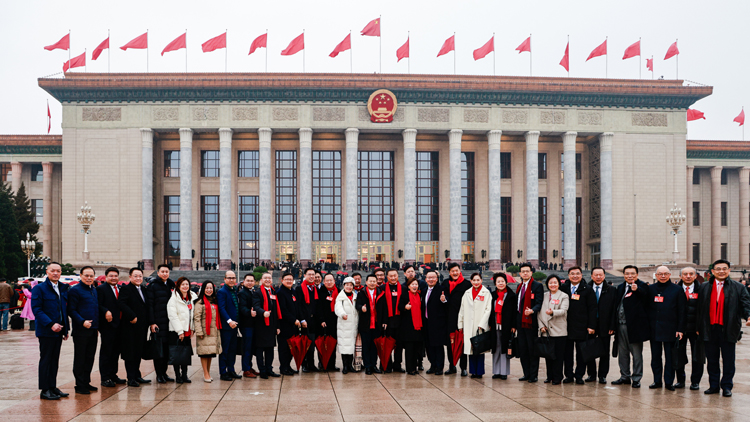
[
  {"x1": 676, "y1": 38, "x2": 679, "y2": 79},
  {"x1": 85, "y1": 48, "x2": 87, "y2": 72},
  {"x1": 185, "y1": 29, "x2": 188, "y2": 73},
  {"x1": 408, "y1": 31, "x2": 410, "y2": 74},
  {"x1": 265, "y1": 30, "x2": 268, "y2": 73},
  {"x1": 350, "y1": 30, "x2": 353, "y2": 73},
  {"x1": 651, "y1": 55, "x2": 654, "y2": 80},
  {"x1": 68, "y1": 30, "x2": 71, "y2": 66},
  {"x1": 493, "y1": 32, "x2": 496, "y2": 76},
  {"x1": 453, "y1": 32, "x2": 456, "y2": 75},
  {"x1": 567, "y1": 35, "x2": 570, "y2": 77},
  {"x1": 225, "y1": 29, "x2": 228, "y2": 73},
  {"x1": 379, "y1": 15, "x2": 382, "y2": 74},
  {"x1": 146, "y1": 29, "x2": 149, "y2": 72},
  {"x1": 303, "y1": 29, "x2": 306, "y2": 73},
  {"x1": 108, "y1": 29, "x2": 111, "y2": 73},
  {"x1": 605, "y1": 36, "x2": 608, "y2": 78},
  {"x1": 639, "y1": 37, "x2": 641, "y2": 79},
  {"x1": 529, "y1": 33, "x2": 532, "y2": 76}
]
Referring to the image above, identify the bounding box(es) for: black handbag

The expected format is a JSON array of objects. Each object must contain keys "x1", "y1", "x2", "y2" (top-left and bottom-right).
[
  {"x1": 534, "y1": 323, "x2": 556, "y2": 359},
  {"x1": 470, "y1": 329, "x2": 493, "y2": 355},
  {"x1": 168, "y1": 342, "x2": 193, "y2": 366},
  {"x1": 580, "y1": 337, "x2": 605, "y2": 363},
  {"x1": 143, "y1": 332, "x2": 162, "y2": 361},
  {"x1": 236, "y1": 332, "x2": 245, "y2": 356},
  {"x1": 671, "y1": 338, "x2": 684, "y2": 369},
  {"x1": 508, "y1": 333, "x2": 520, "y2": 359}
]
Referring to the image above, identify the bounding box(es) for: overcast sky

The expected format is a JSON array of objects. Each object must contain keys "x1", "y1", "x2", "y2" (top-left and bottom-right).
[{"x1": 1, "y1": 0, "x2": 747, "y2": 140}]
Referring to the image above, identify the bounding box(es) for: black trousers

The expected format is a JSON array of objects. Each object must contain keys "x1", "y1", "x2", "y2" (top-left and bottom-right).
[
  {"x1": 124, "y1": 359, "x2": 142, "y2": 381},
  {"x1": 302, "y1": 329, "x2": 317, "y2": 369},
  {"x1": 38, "y1": 336, "x2": 63, "y2": 391},
  {"x1": 72, "y1": 334, "x2": 98, "y2": 387},
  {"x1": 278, "y1": 337, "x2": 293, "y2": 371},
  {"x1": 586, "y1": 334, "x2": 611, "y2": 379},
  {"x1": 404, "y1": 340, "x2": 423, "y2": 373},
  {"x1": 545, "y1": 336, "x2": 566, "y2": 383},
  {"x1": 446, "y1": 344, "x2": 467, "y2": 370},
  {"x1": 517, "y1": 327, "x2": 539, "y2": 378},
  {"x1": 705, "y1": 325, "x2": 736, "y2": 390},
  {"x1": 153, "y1": 336, "x2": 170, "y2": 377},
  {"x1": 99, "y1": 328, "x2": 121, "y2": 382},
  {"x1": 564, "y1": 338, "x2": 586, "y2": 381},
  {"x1": 360, "y1": 328, "x2": 378, "y2": 369},
  {"x1": 392, "y1": 340, "x2": 403, "y2": 369},
  {"x1": 650, "y1": 340, "x2": 676, "y2": 386},
  {"x1": 676, "y1": 332, "x2": 704, "y2": 385},
  {"x1": 255, "y1": 347, "x2": 275, "y2": 375},
  {"x1": 426, "y1": 343, "x2": 445, "y2": 372}
]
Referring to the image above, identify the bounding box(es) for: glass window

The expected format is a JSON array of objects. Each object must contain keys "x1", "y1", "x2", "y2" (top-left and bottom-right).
[
  {"x1": 201, "y1": 150, "x2": 220, "y2": 178},
  {"x1": 692, "y1": 170, "x2": 700, "y2": 185},
  {"x1": 238, "y1": 151, "x2": 259, "y2": 178},
  {"x1": 500, "y1": 152, "x2": 511, "y2": 179},
  {"x1": 539, "y1": 197, "x2": 547, "y2": 262},
  {"x1": 0, "y1": 164, "x2": 10, "y2": 182},
  {"x1": 164, "y1": 196, "x2": 180, "y2": 266},
  {"x1": 721, "y1": 243, "x2": 728, "y2": 261},
  {"x1": 692, "y1": 243, "x2": 700, "y2": 265},
  {"x1": 721, "y1": 202, "x2": 728, "y2": 226},
  {"x1": 461, "y1": 152, "x2": 475, "y2": 242},
  {"x1": 276, "y1": 151, "x2": 297, "y2": 241},
  {"x1": 30, "y1": 164, "x2": 43, "y2": 182},
  {"x1": 721, "y1": 169, "x2": 728, "y2": 185},
  {"x1": 358, "y1": 151, "x2": 394, "y2": 241},
  {"x1": 31, "y1": 199, "x2": 43, "y2": 225},
  {"x1": 313, "y1": 151, "x2": 341, "y2": 241},
  {"x1": 538, "y1": 153, "x2": 547, "y2": 180},
  {"x1": 201, "y1": 196, "x2": 220, "y2": 264},
  {"x1": 576, "y1": 153, "x2": 582, "y2": 180},
  {"x1": 164, "y1": 151, "x2": 180, "y2": 177},
  {"x1": 416, "y1": 152, "x2": 439, "y2": 242},
  {"x1": 693, "y1": 201, "x2": 700, "y2": 226},
  {"x1": 239, "y1": 196, "x2": 259, "y2": 265},
  {"x1": 501, "y1": 197, "x2": 511, "y2": 262}
]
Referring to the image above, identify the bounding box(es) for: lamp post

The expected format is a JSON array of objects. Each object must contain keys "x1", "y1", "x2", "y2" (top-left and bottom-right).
[
  {"x1": 20, "y1": 232, "x2": 35, "y2": 278},
  {"x1": 77, "y1": 201, "x2": 96, "y2": 261},
  {"x1": 666, "y1": 203, "x2": 686, "y2": 264}
]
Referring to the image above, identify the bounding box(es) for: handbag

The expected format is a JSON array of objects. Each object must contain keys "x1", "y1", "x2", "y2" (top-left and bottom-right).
[
  {"x1": 671, "y1": 337, "x2": 684, "y2": 369},
  {"x1": 534, "y1": 322, "x2": 556, "y2": 360},
  {"x1": 470, "y1": 329, "x2": 493, "y2": 355},
  {"x1": 508, "y1": 333, "x2": 520, "y2": 359},
  {"x1": 580, "y1": 336, "x2": 605, "y2": 363},
  {"x1": 143, "y1": 332, "x2": 163, "y2": 361},
  {"x1": 236, "y1": 331, "x2": 245, "y2": 356},
  {"x1": 168, "y1": 340, "x2": 193, "y2": 366}
]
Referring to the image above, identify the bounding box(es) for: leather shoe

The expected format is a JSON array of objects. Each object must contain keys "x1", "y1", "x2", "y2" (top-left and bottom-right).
[
  {"x1": 563, "y1": 378, "x2": 573, "y2": 384},
  {"x1": 518, "y1": 376, "x2": 529, "y2": 381},
  {"x1": 445, "y1": 367, "x2": 457, "y2": 375},
  {"x1": 243, "y1": 371, "x2": 257, "y2": 378},
  {"x1": 665, "y1": 384, "x2": 675, "y2": 391},
  {"x1": 384, "y1": 367, "x2": 393, "y2": 373},
  {"x1": 230, "y1": 372, "x2": 242, "y2": 379},
  {"x1": 690, "y1": 383, "x2": 700, "y2": 390},
  {"x1": 599, "y1": 377, "x2": 607, "y2": 384},
  {"x1": 611, "y1": 378, "x2": 631, "y2": 385},
  {"x1": 372, "y1": 367, "x2": 382, "y2": 374},
  {"x1": 127, "y1": 380, "x2": 140, "y2": 387},
  {"x1": 649, "y1": 382, "x2": 663, "y2": 389},
  {"x1": 544, "y1": 379, "x2": 551, "y2": 384},
  {"x1": 163, "y1": 376, "x2": 175, "y2": 382},
  {"x1": 156, "y1": 376, "x2": 166, "y2": 384},
  {"x1": 269, "y1": 372, "x2": 281, "y2": 378},
  {"x1": 259, "y1": 373, "x2": 269, "y2": 379},
  {"x1": 704, "y1": 387, "x2": 720, "y2": 394},
  {"x1": 114, "y1": 377, "x2": 127, "y2": 384},
  {"x1": 584, "y1": 376, "x2": 596, "y2": 383},
  {"x1": 434, "y1": 371, "x2": 443, "y2": 376},
  {"x1": 552, "y1": 381, "x2": 561, "y2": 385},
  {"x1": 723, "y1": 389, "x2": 732, "y2": 397},
  {"x1": 528, "y1": 377, "x2": 538, "y2": 383},
  {"x1": 632, "y1": 381, "x2": 641, "y2": 388},
  {"x1": 101, "y1": 380, "x2": 116, "y2": 388},
  {"x1": 576, "y1": 379, "x2": 585, "y2": 385},
  {"x1": 136, "y1": 378, "x2": 151, "y2": 384},
  {"x1": 40, "y1": 390, "x2": 60, "y2": 400},
  {"x1": 53, "y1": 388, "x2": 69, "y2": 398},
  {"x1": 365, "y1": 368, "x2": 373, "y2": 375},
  {"x1": 342, "y1": 367, "x2": 349, "y2": 374},
  {"x1": 461, "y1": 370, "x2": 468, "y2": 377},
  {"x1": 182, "y1": 377, "x2": 191, "y2": 383},
  {"x1": 75, "y1": 386, "x2": 91, "y2": 395},
  {"x1": 674, "y1": 382, "x2": 685, "y2": 389},
  {"x1": 219, "y1": 374, "x2": 234, "y2": 381},
  {"x1": 86, "y1": 384, "x2": 98, "y2": 391},
  {"x1": 426, "y1": 368, "x2": 435, "y2": 374},
  {"x1": 393, "y1": 367, "x2": 406, "y2": 373},
  {"x1": 251, "y1": 369, "x2": 260, "y2": 376},
  {"x1": 302, "y1": 366, "x2": 312, "y2": 373}
]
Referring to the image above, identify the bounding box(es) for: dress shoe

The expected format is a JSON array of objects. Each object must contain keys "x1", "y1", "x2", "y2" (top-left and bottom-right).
[
  {"x1": 372, "y1": 367, "x2": 382, "y2": 374},
  {"x1": 499, "y1": 375, "x2": 507, "y2": 380},
  {"x1": 611, "y1": 378, "x2": 631, "y2": 385},
  {"x1": 632, "y1": 381, "x2": 641, "y2": 388},
  {"x1": 552, "y1": 381, "x2": 561, "y2": 385},
  {"x1": 101, "y1": 380, "x2": 116, "y2": 388},
  {"x1": 302, "y1": 367, "x2": 312, "y2": 373},
  {"x1": 384, "y1": 367, "x2": 393, "y2": 373},
  {"x1": 230, "y1": 372, "x2": 242, "y2": 379},
  {"x1": 203, "y1": 378, "x2": 213, "y2": 383},
  {"x1": 53, "y1": 388, "x2": 69, "y2": 398},
  {"x1": 723, "y1": 389, "x2": 732, "y2": 397},
  {"x1": 127, "y1": 380, "x2": 140, "y2": 387},
  {"x1": 220, "y1": 373, "x2": 234, "y2": 381},
  {"x1": 665, "y1": 384, "x2": 675, "y2": 391},
  {"x1": 576, "y1": 379, "x2": 585, "y2": 385},
  {"x1": 269, "y1": 372, "x2": 281, "y2": 378},
  {"x1": 40, "y1": 390, "x2": 60, "y2": 400},
  {"x1": 649, "y1": 382, "x2": 663, "y2": 389},
  {"x1": 409, "y1": 371, "x2": 419, "y2": 376},
  {"x1": 156, "y1": 376, "x2": 166, "y2": 384},
  {"x1": 461, "y1": 370, "x2": 468, "y2": 377},
  {"x1": 244, "y1": 371, "x2": 257, "y2": 378},
  {"x1": 528, "y1": 377, "x2": 538, "y2": 383},
  {"x1": 426, "y1": 368, "x2": 435, "y2": 374},
  {"x1": 492, "y1": 374, "x2": 502, "y2": 379},
  {"x1": 584, "y1": 376, "x2": 596, "y2": 383},
  {"x1": 563, "y1": 378, "x2": 573, "y2": 384},
  {"x1": 86, "y1": 385, "x2": 98, "y2": 391},
  {"x1": 114, "y1": 377, "x2": 127, "y2": 385},
  {"x1": 518, "y1": 376, "x2": 529, "y2": 381},
  {"x1": 418, "y1": 365, "x2": 424, "y2": 371},
  {"x1": 75, "y1": 386, "x2": 91, "y2": 395},
  {"x1": 599, "y1": 377, "x2": 607, "y2": 384},
  {"x1": 674, "y1": 382, "x2": 685, "y2": 389},
  {"x1": 182, "y1": 377, "x2": 191, "y2": 383},
  {"x1": 332, "y1": 367, "x2": 341, "y2": 372},
  {"x1": 176, "y1": 376, "x2": 184, "y2": 384},
  {"x1": 342, "y1": 367, "x2": 349, "y2": 374},
  {"x1": 434, "y1": 371, "x2": 443, "y2": 376},
  {"x1": 365, "y1": 368, "x2": 373, "y2": 375},
  {"x1": 690, "y1": 383, "x2": 700, "y2": 390},
  {"x1": 445, "y1": 366, "x2": 457, "y2": 375},
  {"x1": 136, "y1": 378, "x2": 151, "y2": 384},
  {"x1": 259, "y1": 373, "x2": 269, "y2": 379},
  {"x1": 544, "y1": 379, "x2": 551, "y2": 384},
  {"x1": 393, "y1": 367, "x2": 406, "y2": 373},
  {"x1": 163, "y1": 376, "x2": 175, "y2": 382},
  {"x1": 251, "y1": 369, "x2": 260, "y2": 376},
  {"x1": 704, "y1": 387, "x2": 720, "y2": 394}
]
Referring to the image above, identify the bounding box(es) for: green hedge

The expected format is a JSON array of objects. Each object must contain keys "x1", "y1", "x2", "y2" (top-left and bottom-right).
[{"x1": 532, "y1": 271, "x2": 547, "y2": 281}]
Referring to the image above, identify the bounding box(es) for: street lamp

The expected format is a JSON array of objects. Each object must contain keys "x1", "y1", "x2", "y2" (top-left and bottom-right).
[
  {"x1": 666, "y1": 203, "x2": 686, "y2": 264},
  {"x1": 20, "y1": 232, "x2": 35, "y2": 278},
  {"x1": 77, "y1": 201, "x2": 96, "y2": 261}
]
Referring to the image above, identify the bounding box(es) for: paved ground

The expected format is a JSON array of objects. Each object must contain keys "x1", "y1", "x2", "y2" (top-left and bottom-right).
[{"x1": 2, "y1": 324, "x2": 750, "y2": 422}]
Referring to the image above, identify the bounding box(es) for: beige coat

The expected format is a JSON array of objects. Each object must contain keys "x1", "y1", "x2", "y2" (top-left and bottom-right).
[
  {"x1": 193, "y1": 299, "x2": 223, "y2": 356},
  {"x1": 538, "y1": 290, "x2": 569, "y2": 337},
  {"x1": 457, "y1": 286, "x2": 493, "y2": 355}
]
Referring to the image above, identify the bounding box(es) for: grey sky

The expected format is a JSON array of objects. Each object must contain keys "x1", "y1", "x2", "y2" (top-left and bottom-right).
[{"x1": 1, "y1": 0, "x2": 747, "y2": 140}]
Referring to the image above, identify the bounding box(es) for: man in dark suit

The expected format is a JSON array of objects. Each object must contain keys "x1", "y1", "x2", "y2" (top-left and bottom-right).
[
  {"x1": 515, "y1": 263, "x2": 544, "y2": 383},
  {"x1": 696, "y1": 259, "x2": 750, "y2": 397},
  {"x1": 378, "y1": 268, "x2": 405, "y2": 373},
  {"x1": 560, "y1": 266, "x2": 596, "y2": 384},
  {"x1": 118, "y1": 267, "x2": 151, "y2": 387},
  {"x1": 217, "y1": 270, "x2": 242, "y2": 381},
  {"x1": 444, "y1": 262, "x2": 472, "y2": 376},
  {"x1": 97, "y1": 267, "x2": 125, "y2": 387},
  {"x1": 422, "y1": 270, "x2": 448, "y2": 375},
  {"x1": 676, "y1": 266, "x2": 703, "y2": 390},
  {"x1": 238, "y1": 273, "x2": 259, "y2": 378},
  {"x1": 612, "y1": 265, "x2": 650, "y2": 388},
  {"x1": 586, "y1": 267, "x2": 617, "y2": 384},
  {"x1": 67, "y1": 266, "x2": 100, "y2": 395},
  {"x1": 647, "y1": 266, "x2": 686, "y2": 391},
  {"x1": 146, "y1": 264, "x2": 174, "y2": 383},
  {"x1": 32, "y1": 262, "x2": 70, "y2": 400},
  {"x1": 295, "y1": 267, "x2": 319, "y2": 372}
]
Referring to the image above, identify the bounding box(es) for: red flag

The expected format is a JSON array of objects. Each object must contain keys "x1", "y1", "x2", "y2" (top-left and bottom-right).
[
  {"x1": 361, "y1": 18, "x2": 380, "y2": 37},
  {"x1": 202, "y1": 32, "x2": 227, "y2": 53},
  {"x1": 62, "y1": 52, "x2": 86, "y2": 72},
  {"x1": 396, "y1": 37, "x2": 409, "y2": 62},
  {"x1": 45, "y1": 33, "x2": 70, "y2": 51},
  {"x1": 281, "y1": 33, "x2": 304, "y2": 56},
  {"x1": 120, "y1": 32, "x2": 148, "y2": 50},
  {"x1": 47, "y1": 101, "x2": 51, "y2": 134},
  {"x1": 559, "y1": 42, "x2": 569, "y2": 72},
  {"x1": 249, "y1": 33, "x2": 267, "y2": 55},
  {"x1": 330, "y1": 33, "x2": 351, "y2": 58},
  {"x1": 687, "y1": 109, "x2": 705, "y2": 121},
  {"x1": 646, "y1": 57, "x2": 654, "y2": 71},
  {"x1": 473, "y1": 36, "x2": 494, "y2": 60},
  {"x1": 516, "y1": 36, "x2": 531, "y2": 53},
  {"x1": 162, "y1": 33, "x2": 186, "y2": 56},
  {"x1": 92, "y1": 37, "x2": 109, "y2": 60},
  {"x1": 665, "y1": 41, "x2": 679, "y2": 60},
  {"x1": 622, "y1": 40, "x2": 640, "y2": 60},
  {"x1": 586, "y1": 39, "x2": 607, "y2": 61},
  {"x1": 734, "y1": 109, "x2": 745, "y2": 126},
  {"x1": 437, "y1": 35, "x2": 455, "y2": 57}
]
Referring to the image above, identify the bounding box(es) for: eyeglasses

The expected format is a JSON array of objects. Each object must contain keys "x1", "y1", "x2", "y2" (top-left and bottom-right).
[{"x1": 713, "y1": 267, "x2": 729, "y2": 272}]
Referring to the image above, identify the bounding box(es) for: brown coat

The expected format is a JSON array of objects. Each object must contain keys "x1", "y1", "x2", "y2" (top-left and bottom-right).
[
  {"x1": 193, "y1": 300, "x2": 222, "y2": 356},
  {"x1": 0, "y1": 283, "x2": 13, "y2": 304}
]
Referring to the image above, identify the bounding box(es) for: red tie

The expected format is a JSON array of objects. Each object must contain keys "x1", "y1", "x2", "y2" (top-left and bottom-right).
[
  {"x1": 685, "y1": 286, "x2": 689, "y2": 300},
  {"x1": 114, "y1": 286, "x2": 119, "y2": 299}
]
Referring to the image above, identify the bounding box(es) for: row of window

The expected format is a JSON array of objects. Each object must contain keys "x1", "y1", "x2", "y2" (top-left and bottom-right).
[
  {"x1": 692, "y1": 201, "x2": 738, "y2": 227},
  {"x1": 691, "y1": 243, "x2": 729, "y2": 265},
  {"x1": 692, "y1": 168, "x2": 750, "y2": 185},
  {"x1": 0, "y1": 163, "x2": 45, "y2": 182}
]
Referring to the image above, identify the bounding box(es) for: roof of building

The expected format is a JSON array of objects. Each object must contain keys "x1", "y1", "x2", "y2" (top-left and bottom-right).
[
  {"x1": 0, "y1": 135, "x2": 62, "y2": 155},
  {"x1": 39, "y1": 73, "x2": 712, "y2": 109},
  {"x1": 686, "y1": 139, "x2": 750, "y2": 160}
]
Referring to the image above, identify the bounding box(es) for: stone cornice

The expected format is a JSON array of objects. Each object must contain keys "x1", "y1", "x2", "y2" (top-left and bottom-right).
[
  {"x1": 0, "y1": 145, "x2": 62, "y2": 155},
  {"x1": 687, "y1": 150, "x2": 750, "y2": 160}
]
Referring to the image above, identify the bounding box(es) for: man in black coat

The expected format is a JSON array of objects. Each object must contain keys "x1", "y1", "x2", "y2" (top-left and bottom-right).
[
  {"x1": 277, "y1": 272, "x2": 302, "y2": 376},
  {"x1": 295, "y1": 268, "x2": 319, "y2": 372},
  {"x1": 586, "y1": 267, "x2": 617, "y2": 384},
  {"x1": 676, "y1": 266, "x2": 703, "y2": 390},
  {"x1": 252, "y1": 272, "x2": 281, "y2": 378},
  {"x1": 515, "y1": 263, "x2": 544, "y2": 383},
  {"x1": 97, "y1": 267, "x2": 125, "y2": 387},
  {"x1": 117, "y1": 268, "x2": 152, "y2": 387},
  {"x1": 67, "y1": 266, "x2": 100, "y2": 395},
  {"x1": 316, "y1": 274, "x2": 340, "y2": 371},
  {"x1": 356, "y1": 273, "x2": 382, "y2": 375},
  {"x1": 559, "y1": 266, "x2": 596, "y2": 384},
  {"x1": 238, "y1": 274, "x2": 259, "y2": 378},
  {"x1": 444, "y1": 262, "x2": 472, "y2": 376},
  {"x1": 696, "y1": 259, "x2": 750, "y2": 397},
  {"x1": 378, "y1": 268, "x2": 405, "y2": 373},
  {"x1": 422, "y1": 270, "x2": 448, "y2": 375},
  {"x1": 612, "y1": 265, "x2": 650, "y2": 388},
  {"x1": 146, "y1": 264, "x2": 175, "y2": 383},
  {"x1": 647, "y1": 266, "x2": 687, "y2": 391}
]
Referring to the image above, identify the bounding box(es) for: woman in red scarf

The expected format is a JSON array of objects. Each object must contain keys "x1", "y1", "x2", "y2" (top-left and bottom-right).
[
  {"x1": 457, "y1": 273, "x2": 492, "y2": 378},
  {"x1": 167, "y1": 277, "x2": 197, "y2": 383},
  {"x1": 399, "y1": 279, "x2": 424, "y2": 375},
  {"x1": 193, "y1": 280, "x2": 222, "y2": 382},
  {"x1": 489, "y1": 273, "x2": 517, "y2": 380}
]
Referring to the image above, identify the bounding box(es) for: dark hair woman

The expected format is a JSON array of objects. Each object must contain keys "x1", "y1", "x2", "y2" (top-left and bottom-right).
[
  {"x1": 489, "y1": 273, "x2": 517, "y2": 379},
  {"x1": 167, "y1": 277, "x2": 197, "y2": 383},
  {"x1": 193, "y1": 280, "x2": 222, "y2": 382}
]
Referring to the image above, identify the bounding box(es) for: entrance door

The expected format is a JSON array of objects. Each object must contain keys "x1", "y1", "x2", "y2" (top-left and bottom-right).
[
  {"x1": 376, "y1": 253, "x2": 385, "y2": 262},
  {"x1": 424, "y1": 254, "x2": 433, "y2": 263},
  {"x1": 286, "y1": 253, "x2": 296, "y2": 262}
]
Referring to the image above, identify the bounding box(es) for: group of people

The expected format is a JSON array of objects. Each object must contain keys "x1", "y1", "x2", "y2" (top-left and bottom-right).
[{"x1": 29, "y1": 258, "x2": 750, "y2": 401}]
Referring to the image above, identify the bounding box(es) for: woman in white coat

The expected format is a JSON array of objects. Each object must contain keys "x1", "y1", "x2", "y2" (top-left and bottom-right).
[
  {"x1": 457, "y1": 272, "x2": 493, "y2": 378},
  {"x1": 167, "y1": 277, "x2": 198, "y2": 383},
  {"x1": 334, "y1": 277, "x2": 359, "y2": 374}
]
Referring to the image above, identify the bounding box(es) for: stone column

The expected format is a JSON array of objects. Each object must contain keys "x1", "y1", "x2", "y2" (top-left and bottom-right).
[
  {"x1": 258, "y1": 128, "x2": 273, "y2": 262},
  {"x1": 179, "y1": 128, "x2": 193, "y2": 270},
  {"x1": 219, "y1": 128, "x2": 233, "y2": 271},
  {"x1": 42, "y1": 162, "x2": 53, "y2": 259},
  {"x1": 345, "y1": 128, "x2": 359, "y2": 267},
  {"x1": 563, "y1": 131, "x2": 578, "y2": 270},
  {"x1": 298, "y1": 128, "x2": 313, "y2": 267},
  {"x1": 403, "y1": 129, "x2": 417, "y2": 264},
  {"x1": 449, "y1": 129, "x2": 463, "y2": 262},
  {"x1": 711, "y1": 166, "x2": 723, "y2": 262},
  {"x1": 740, "y1": 167, "x2": 750, "y2": 266},
  {"x1": 10, "y1": 162, "x2": 22, "y2": 193},
  {"x1": 525, "y1": 131, "x2": 540, "y2": 267},
  {"x1": 600, "y1": 133, "x2": 614, "y2": 270},
  {"x1": 686, "y1": 166, "x2": 694, "y2": 264},
  {"x1": 140, "y1": 129, "x2": 154, "y2": 271},
  {"x1": 487, "y1": 130, "x2": 502, "y2": 271}
]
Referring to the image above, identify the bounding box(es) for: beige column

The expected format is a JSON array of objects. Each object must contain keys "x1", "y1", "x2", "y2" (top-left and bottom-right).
[
  {"x1": 740, "y1": 167, "x2": 750, "y2": 267},
  {"x1": 10, "y1": 162, "x2": 22, "y2": 193},
  {"x1": 42, "y1": 162, "x2": 53, "y2": 258},
  {"x1": 686, "y1": 166, "x2": 694, "y2": 264},
  {"x1": 711, "y1": 166, "x2": 723, "y2": 262}
]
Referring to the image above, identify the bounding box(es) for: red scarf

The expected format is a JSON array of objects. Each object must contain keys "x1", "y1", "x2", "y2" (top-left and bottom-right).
[
  {"x1": 301, "y1": 280, "x2": 319, "y2": 304},
  {"x1": 261, "y1": 287, "x2": 282, "y2": 326},
  {"x1": 203, "y1": 296, "x2": 222, "y2": 335},
  {"x1": 385, "y1": 282, "x2": 402, "y2": 317},
  {"x1": 472, "y1": 286, "x2": 481, "y2": 300},
  {"x1": 409, "y1": 291, "x2": 422, "y2": 331},
  {"x1": 366, "y1": 288, "x2": 378, "y2": 329},
  {"x1": 449, "y1": 273, "x2": 465, "y2": 294},
  {"x1": 520, "y1": 282, "x2": 533, "y2": 329},
  {"x1": 710, "y1": 280, "x2": 725, "y2": 326},
  {"x1": 354, "y1": 285, "x2": 364, "y2": 291},
  {"x1": 181, "y1": 293, "x2": 193, "y2": 337},
  {"x1": 326, "y1": 286, "x2": 339, "y2": 312},
  {"x1": 495, "y1": 290, "x2": 506, "y2": 324}
]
